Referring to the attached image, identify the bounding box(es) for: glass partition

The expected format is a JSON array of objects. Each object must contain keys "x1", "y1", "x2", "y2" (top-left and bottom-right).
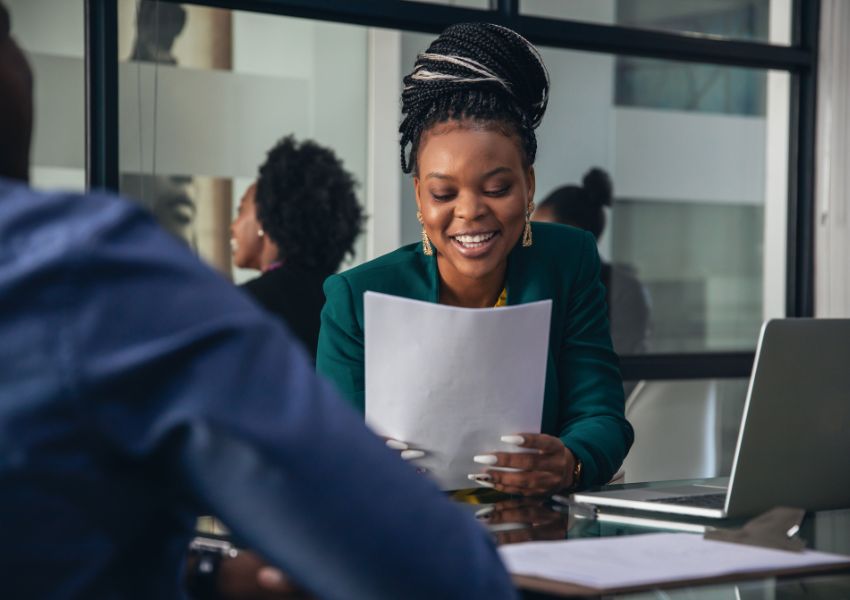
[
  {"x1": 400, "y1": 32, "x2": 789, "y2": 354},
  {"x1": 520, "y1": 0, "x2": 793, "y2": 46},
  {"x1": 117, "y1": 1, "x2": 791, "y2": 355},
  {"x1": 5, "y1": 0, "x2": 86, "y2": 190},
  {"x1": 117, "y1": 0, "x2": 370, "y2": 280}
]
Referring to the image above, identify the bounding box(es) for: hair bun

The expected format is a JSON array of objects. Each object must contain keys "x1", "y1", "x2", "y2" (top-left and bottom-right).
[
  {"x1": 399, "y1": 22, "x2": 549, "y2": 173},
  {"x1": 413, "y1": 22, "x2": 549, "y2": 129},
  {"x1": 582, "y1": 168, "x2": 613, "y2": 208}
]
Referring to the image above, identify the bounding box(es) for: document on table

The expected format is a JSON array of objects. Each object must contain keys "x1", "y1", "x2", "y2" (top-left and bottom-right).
[
  {"x1": 499, "y1": 532, "x2": 850, "y2": 594},
  {"x1": 364, "y1": 291, "x2": 552, "y2": 491}
]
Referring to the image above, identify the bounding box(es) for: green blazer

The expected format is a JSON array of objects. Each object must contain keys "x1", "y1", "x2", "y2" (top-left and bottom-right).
[{"x1": 317, "y1": 222, "x2": 634, "y2": 487}]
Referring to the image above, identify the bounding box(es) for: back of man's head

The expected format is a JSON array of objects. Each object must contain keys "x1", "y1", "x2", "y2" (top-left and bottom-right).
[{"x1": 0, "y1": 1, "x2": 34, "y2": 182}]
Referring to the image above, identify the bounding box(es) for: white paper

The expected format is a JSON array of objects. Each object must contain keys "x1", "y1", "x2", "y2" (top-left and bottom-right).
[
  {"x1": 499, "y1": 532, "x2": 850, "y2": 591},
  {"x1": 364, "y1": 291, "x2": 552, "y2": 490}
]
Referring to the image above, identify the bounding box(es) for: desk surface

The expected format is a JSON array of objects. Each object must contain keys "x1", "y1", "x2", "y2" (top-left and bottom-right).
[
  {"x1": 458, "y1": 479, "x2": 850, "y2": 599},
  {"x1": 198, "y1": 479, "x2": 850, "y2": 598}
]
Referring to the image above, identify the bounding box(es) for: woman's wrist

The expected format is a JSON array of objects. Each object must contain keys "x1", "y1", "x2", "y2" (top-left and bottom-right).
[
  {"x1": 186, "y1": 537, "x2": 239, "y2": 600},
  {"x1": 563, "y1": 446, "x2": 582, "y2": 491}
]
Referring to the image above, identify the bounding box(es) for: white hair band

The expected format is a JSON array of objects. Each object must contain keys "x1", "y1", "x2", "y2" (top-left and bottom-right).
[{"x1": 412, "y1": 52, "x2": 513, "y2": 94}]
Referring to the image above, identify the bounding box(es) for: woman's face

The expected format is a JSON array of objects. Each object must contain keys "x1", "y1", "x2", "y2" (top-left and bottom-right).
[
  {"x1": 230, "y1": 183, "x2": 263, "y2": 270},
  {"x1": 414, "y1": 122, "x2": 534, "y2": 284}
]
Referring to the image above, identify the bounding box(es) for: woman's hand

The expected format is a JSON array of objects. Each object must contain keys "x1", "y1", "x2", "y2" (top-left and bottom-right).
[
  {"x1": 215, "y1": 550, "x2": 313, "y2": 599},
  {"x1": 469, "y1": 434, "x2": 576, "y2": 496}
]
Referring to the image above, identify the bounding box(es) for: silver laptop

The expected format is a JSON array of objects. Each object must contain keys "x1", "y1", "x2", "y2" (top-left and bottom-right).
[{"x1": 573, "y1": 319, "x2": 850, "y2": 519}]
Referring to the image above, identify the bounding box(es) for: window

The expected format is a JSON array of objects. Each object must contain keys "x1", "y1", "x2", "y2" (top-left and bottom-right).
[
  {"x1": 117, "y1": 1, "x2": 370, "y2": 281},
  {"x1": 91, "y1": 0, "x2": 816, "y2": 381},
  {"x1": 520, "y1": 0, "x2": 792, "y2": 46}
]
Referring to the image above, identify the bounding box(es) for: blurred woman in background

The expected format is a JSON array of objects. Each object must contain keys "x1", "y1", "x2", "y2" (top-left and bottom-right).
[
  {"x1": 534, "y1": 168, "x2": 651, "y2": 355},
  {"x1": 231, "y1": 136, "x2": 364, "y2": 359}
]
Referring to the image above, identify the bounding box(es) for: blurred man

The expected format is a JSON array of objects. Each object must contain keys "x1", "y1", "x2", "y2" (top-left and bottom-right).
[{"x1": 0, "y1": 4, "x2": 515, "y2": 599}]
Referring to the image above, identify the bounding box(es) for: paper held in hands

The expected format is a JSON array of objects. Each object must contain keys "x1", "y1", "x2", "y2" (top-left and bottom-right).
[{"x1": 364, "y1": 291, "x2": 552, "y2": 490}]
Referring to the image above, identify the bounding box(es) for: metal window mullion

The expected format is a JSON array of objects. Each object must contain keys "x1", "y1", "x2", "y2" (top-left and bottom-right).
[
  {"x1": 786, "y1": 0, "x2": 819, "y2": 317},
  {"x1": 620, "y1": 353, "x2": 755, "y2": 381},
  {"x1": 85, "y1": 0, "x2": 119, "y2": 192},
  {"x1": 155, "y1": 0, "x2": 812, "y2": 72}
]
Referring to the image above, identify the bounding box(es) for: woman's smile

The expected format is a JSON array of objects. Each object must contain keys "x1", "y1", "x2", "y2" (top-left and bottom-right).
[
  {"x1": 449, "y1": 230, "x2": 500, "y2": 257},
  {"x1": 414, "y1": 124, "x2": 534, "y2": 295}
]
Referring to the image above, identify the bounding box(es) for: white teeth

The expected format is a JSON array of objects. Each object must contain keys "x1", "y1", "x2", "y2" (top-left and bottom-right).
[{"x1": 454, "y1": 232, "x2": 495, "y2": 244}]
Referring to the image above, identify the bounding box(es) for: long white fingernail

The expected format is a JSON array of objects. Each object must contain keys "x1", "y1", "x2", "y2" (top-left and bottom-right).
[
  {"x1": 475, "y1": 506, "x2": 495, "y2": 519},
  {"x1": 257, "y1": 566, "x2": 285, "y2": 586},
  {"x1": 473, "y1": 454, "x2": 498, "y2": 465},
  {"x1": 386, "y1": 439, "x2": 408, "y2": 450},
  {"x1": 401, "y1": 449, "x2": 425, "y2": 460},
  {"x1": 468, "y1": 474, "x2": 494, "y2": 489},
  {"x1": 501, "y1": 435, "x2": 525, "y2": 445}
]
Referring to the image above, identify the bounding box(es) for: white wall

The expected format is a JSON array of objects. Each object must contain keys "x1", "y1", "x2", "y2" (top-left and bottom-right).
[
  {"x1": 367, "y1": 29, "x2": 403, "y2": 259},
  {"x1": 612, "y1": 108, "x2": 766, "y2": 205}
]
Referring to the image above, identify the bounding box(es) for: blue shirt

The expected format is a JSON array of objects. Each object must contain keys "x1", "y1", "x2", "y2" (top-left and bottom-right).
[{"x1": 0, "y1": 179, "x2": 515, "y2": 600}]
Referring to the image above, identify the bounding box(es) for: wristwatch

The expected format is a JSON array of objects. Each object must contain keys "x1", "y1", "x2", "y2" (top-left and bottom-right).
[{"x1": 186, "y1": 536, "x2": 239, "y2": 600}]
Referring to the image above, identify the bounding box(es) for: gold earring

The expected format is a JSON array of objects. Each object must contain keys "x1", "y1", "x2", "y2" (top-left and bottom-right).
[
  {"x1": 522, "y1": 201, "x2": 534, "y2": 248},
  {"x1": 416, "y1": 211, "x2": 433, "y2": 256}
]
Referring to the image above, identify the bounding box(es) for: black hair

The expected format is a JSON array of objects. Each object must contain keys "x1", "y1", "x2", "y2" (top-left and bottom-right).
[
  {"x1": 538, "y1": 168, "x2": 613, "y2": 239},
  {"x1": 131, "y1": 1, "x2": 187, "y2": 64},
  {"x1": 0, "y1": 1, "x2": 33, "y2": 182},
  {"x1": 0, "y1": 3, "x2": 9, "y2": 39},
  {"x1": 254, "y1": 136, "x2": 364, "y2": 275},
  {"x1": 399, "y1": 22, "x2": 549, "y2": 174}
]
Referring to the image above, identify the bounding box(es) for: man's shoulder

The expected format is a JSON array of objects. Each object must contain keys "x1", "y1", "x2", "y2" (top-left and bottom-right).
[{"x1": 0, "y1": 179, "x2": 152, "y2": 255}]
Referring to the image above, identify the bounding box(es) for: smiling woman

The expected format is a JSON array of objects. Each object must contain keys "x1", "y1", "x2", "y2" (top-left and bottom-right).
[
  {"x1": 317, "y1": 22, "x2": 634, "y2": 496},
  {"x1": 416, "y1": 125, "x2": 531, "y2": 307}
]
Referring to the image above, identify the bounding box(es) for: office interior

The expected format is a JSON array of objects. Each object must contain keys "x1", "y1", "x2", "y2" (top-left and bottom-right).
[{"x1": 5, "y1": 0, "x2": 850, "y2": 596}]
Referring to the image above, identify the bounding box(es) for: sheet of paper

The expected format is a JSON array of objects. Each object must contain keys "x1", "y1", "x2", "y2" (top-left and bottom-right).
[
  {"x1": 499, "y1": 532, "x2": 850, "y2": 591},
  {"x1": 364, "y1": 291, "x2": 552, "y2": 490}
]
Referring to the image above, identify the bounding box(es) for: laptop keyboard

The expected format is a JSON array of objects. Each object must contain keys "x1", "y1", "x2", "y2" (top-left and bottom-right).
[{"x1": 646, "y1": 493, "x2": 726, "y2": 509}]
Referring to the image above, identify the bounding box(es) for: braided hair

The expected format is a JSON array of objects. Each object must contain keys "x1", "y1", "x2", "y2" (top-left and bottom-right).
[
  {"x1": 538, "y1": 168, "x2": 613, "y2": 239},
  {"x1": 0, "y1": 1, "x2": 34, "y2": 182},
  {"x1": 399, "y1": 22, "x2": 549, "y2": 175}
]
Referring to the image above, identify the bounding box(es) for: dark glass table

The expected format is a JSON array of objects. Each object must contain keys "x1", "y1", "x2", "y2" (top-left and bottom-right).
[{"x1": 454, "y1": 480, "x2": 850, "y2": 599}]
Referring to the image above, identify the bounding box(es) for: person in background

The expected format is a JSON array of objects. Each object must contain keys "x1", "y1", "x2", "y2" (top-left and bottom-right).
[
  {"x1": 317, "y1": 22, "x2": 633, "y2": 496},
  {"x1": 533, "y1": 168, "x2": 651, "y2": 356},
  {"x1": 231, "y1": 136, "x2": 364, "y2": 359},
  {"x1": 0, "y1": 5, "x2": 515, "y2": 599},
  {"x1": 130, "y1": 0, "x2": 187, "y2": 65}
]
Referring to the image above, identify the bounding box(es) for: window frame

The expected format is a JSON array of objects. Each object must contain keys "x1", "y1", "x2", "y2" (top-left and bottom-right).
[{"x1": 84, "y1": 0, "x2": 820, "y2": 381}]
